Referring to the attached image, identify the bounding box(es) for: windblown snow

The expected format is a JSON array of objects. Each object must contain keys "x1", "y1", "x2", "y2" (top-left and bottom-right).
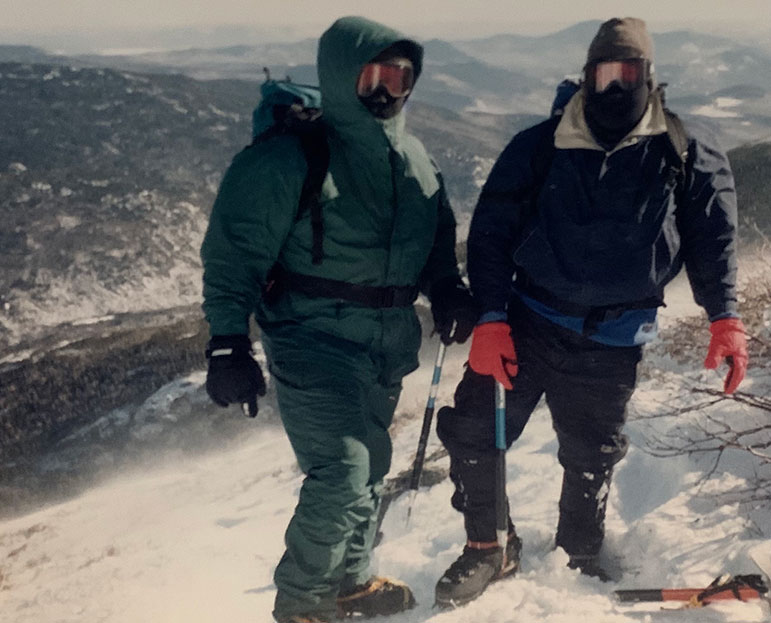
[{"x1": 0, "y1": 320, "x2": 769, "y2": 622}]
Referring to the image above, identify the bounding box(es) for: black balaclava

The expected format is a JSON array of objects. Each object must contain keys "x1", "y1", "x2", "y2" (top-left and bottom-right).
[
  {"x1": 583, "y1": 17, "x2": 655, "y2": 149},
  {"x1": 358, "y1": 41, "x2": 420, "y2": 120}
]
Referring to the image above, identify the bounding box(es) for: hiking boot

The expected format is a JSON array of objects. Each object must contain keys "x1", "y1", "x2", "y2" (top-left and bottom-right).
[
  {"x1": 336, "y1": 576, "x2": 416, "y2": 618},
  {"x1": 435, "y1": 533, "x2": 522, "y2": 608},
  {"x1": 567, "y1": 554, "x2": 611, "y2": 582},
  {"x1": 274, "y1": 614, "x2": 330, "y2": 623}
]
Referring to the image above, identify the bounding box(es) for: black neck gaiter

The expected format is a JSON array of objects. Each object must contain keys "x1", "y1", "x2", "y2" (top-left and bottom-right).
[
  {"x1": 584, "y1": 84, "x2": 650, "y2": 150},
  {"x1": 359, "y1": 86, "x2": 407, "y2": 119}
]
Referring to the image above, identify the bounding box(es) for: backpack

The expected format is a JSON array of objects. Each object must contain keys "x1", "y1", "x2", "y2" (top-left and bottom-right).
[
  {"x1": 250, "y1": 74, "x2": 329, "y2": 265},
  {"x1": 252, "y1": 74, "x2": 421, "y2": 310}
]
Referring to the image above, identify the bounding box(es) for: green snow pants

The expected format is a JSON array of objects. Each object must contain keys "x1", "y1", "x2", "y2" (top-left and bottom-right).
[{"x1": 263, "y1": 326, "x2": 408, "y2": 620}]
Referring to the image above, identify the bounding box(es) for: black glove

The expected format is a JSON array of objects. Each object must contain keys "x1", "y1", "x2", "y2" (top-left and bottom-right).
[
  {"x1": 430, "y1": 277, "x2": 479, "y2": 345},
  {"x1": 205, "y1": 335, "x2": 266, "y2": 417}
]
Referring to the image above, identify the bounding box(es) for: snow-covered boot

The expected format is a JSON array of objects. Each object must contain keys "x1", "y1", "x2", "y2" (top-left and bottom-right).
[
  {"x1": 568, "y1": 554, "x2": 611, "y2": 582},
  {"x1": 434, "y1": 532, "x2": 522, "y2": 608},
  {"x1": 336, "y1": 576, "x2": 416, "y2": 618},
  {"x1": 556, "y1": 469, "x2": 610, "y2": 554},
  {"x1": 556, "y1": 468, "x2": 614, "y2": 581}
]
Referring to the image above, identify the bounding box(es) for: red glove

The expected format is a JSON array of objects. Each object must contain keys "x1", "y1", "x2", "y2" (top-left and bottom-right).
[
  {"x1": 468, "y1": 322, "x2": 518, "y2": 390},
  {"x1": 704, "y1": 318, "x2": 748, "y2": 394}
]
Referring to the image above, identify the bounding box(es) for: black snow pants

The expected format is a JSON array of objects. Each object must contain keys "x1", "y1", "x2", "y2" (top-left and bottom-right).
[{"x1": 436, "y1": 298, "x2": 642, "y2": 555}]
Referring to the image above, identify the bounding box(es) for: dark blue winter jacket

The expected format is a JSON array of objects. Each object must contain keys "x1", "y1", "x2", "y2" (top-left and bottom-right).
[{"x1": 469, "y1": 90, "x2": 738, "y2": 346}]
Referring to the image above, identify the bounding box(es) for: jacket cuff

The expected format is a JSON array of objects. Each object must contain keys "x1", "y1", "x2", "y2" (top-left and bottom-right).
[
  {"x1": 206, "y1": 334, "x2": 252, "y2": 358},
  {"x1": 708, "y1": 311, "x2": 740, "y2": 322},
  {"x1": 477, "y1": 310, "x2": 508, "y2": 325}
]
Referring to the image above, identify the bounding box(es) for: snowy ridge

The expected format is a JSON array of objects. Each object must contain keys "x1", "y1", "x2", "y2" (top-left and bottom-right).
[
  {"x1": 0, "y1": 63, "x2": 529, "y2": 350},
  {"x1": 0, "y1": 336, "x2": 768, "y2": 622}
]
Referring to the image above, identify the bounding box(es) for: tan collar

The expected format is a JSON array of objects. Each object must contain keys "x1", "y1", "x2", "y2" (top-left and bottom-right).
[{"x1": 554, "y1": 90, "x2": 668, "y2": 154}]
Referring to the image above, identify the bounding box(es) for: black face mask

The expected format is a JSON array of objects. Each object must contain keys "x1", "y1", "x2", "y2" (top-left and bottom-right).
[
  {"x1": 358, "y1": 85, "x2": 407, "y2": 120},
  {"x1": 584, "y1": 83, "x2": 650, "y2": 149}
]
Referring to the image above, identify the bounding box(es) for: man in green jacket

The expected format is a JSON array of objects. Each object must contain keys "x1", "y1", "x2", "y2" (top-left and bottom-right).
[{"x1": 200, "y1": 16, "x2": 476, "y2": 623}]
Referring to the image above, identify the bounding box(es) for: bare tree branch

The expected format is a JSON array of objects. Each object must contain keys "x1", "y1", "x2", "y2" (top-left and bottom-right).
[{"x1": 634, "y1": 381, "x2": 771, "y2": 505}]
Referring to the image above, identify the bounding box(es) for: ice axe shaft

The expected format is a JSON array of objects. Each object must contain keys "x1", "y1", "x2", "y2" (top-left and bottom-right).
[
  {"x1": 616, "y1": 573, "x2": 768, "y2": 605},
  {"x1": 616, "y1": 586, "x2": 764, "y2": 603},
  {"x1": 494, "y1": 381, "x2": 507, "y2": 553}
]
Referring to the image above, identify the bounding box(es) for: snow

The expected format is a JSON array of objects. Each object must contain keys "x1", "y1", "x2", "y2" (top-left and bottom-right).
[
  {"x1": 715, "y1": 97, "x2": 742, "y2": 108},
  {"x1": 70, "y1": 314, "x2": 116, "y2": 326},
  {"x1": 431, "y1": 74, "x2": 470, "y2": 90},
  {"x1": 691, "y1": 97, "x2": 744, "y2": 119},
  {"x1": 5, "y1": 262, "x2": 203, "y2": 339},
  {"x1": 0, "y1": 348, "x2": 35, "y2": 365},
  {"x1": 56, "y1": 214, "x2": 80, "y2": 229},
  {"x1": 464, "y1": 98, "x2": 513, "y2": 115},
  {"x1": 0, "y1": 332, "x2": 769, "y2": 622},
  {"x1": 100, "y1": 48, "x2": 171, "y2": 56},
  {"x1": 690, "y1": 106, "x2": 740, "y2": 119}
]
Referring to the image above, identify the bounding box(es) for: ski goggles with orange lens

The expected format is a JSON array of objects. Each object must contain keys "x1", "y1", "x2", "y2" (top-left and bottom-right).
[
  {"x1": 588, "y1": 59, "x2": 648, "y2": 93},
  {"x1": 356, "y1": 59, "x2": 414, "y2": 98}
]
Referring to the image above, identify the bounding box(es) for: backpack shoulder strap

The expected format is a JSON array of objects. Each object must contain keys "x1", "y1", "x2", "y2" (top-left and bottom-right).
[
  {"x1": 662, "y1": 108, "x2": 690, "y2": 205},
  {"x1": 297, "y1": 124, "x2": 330, "y2": 265},
  {"x1": 663, "y1": 108, "x2": 689, "y2": 167},
  {"x1": 251, "y1": 122, "x2": 330, "y2": 265}
]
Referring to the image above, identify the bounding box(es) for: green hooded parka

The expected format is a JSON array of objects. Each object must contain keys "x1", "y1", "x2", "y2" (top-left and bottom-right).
[{"x1": 200, "y1": 16, "x2": 461, "y2": 619}]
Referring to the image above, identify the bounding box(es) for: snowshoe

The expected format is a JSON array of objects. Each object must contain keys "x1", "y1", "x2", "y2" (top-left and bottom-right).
[
  {"x1": 435, "y1": 532, "x2": 522, "y2": 608},
  {"x1": 336, "y1": 576, "x2": 416, "y2": 618},
  {"x1": 568, "y1": 554, "x2": 611, "y2": 582}
]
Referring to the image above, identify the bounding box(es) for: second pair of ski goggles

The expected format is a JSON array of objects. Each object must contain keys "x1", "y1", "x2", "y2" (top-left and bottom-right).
[
  {"x1": 356, "y1": 59, "x2": 414, "y2": 98},
  {"x1": 586, "y1": 58, "x2": 649, "y2": 93}
]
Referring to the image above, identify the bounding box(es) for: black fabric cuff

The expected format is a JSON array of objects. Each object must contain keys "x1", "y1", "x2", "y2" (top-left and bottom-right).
[{"x1": 206, "y1": 334, "x2": 252, "y2": 358}]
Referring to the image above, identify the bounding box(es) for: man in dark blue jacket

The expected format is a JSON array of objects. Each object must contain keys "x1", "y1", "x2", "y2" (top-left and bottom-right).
[{"x1": 434, "y1": 17, "x2": 749, "y2": 606}]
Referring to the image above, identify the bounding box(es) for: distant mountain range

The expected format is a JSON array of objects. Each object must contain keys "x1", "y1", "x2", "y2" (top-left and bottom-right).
[
  {"x1": 7, "y1": 20, "x2": 767, "y2": 146},
  {"x1": 0, "y1": 21, "x2": 769, "y2": 350}
]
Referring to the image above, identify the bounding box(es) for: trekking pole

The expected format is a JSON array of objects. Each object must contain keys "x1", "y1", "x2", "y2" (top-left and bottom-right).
[
  {"x1": 495, "y1": 380, "x2": 508, "y2": 565},
  {"x1": 405, "y1": 339, "x2": 447, "y2": 525}
]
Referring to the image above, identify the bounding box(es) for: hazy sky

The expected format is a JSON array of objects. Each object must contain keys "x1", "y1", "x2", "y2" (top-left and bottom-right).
[{"x1": 2, "y1": 0, "x2": 770, "y2": 48}]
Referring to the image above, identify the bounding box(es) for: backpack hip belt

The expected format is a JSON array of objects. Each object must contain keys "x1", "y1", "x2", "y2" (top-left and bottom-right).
[{"x1": 270, "y1": 269, "x2": 418, "y2": 308}]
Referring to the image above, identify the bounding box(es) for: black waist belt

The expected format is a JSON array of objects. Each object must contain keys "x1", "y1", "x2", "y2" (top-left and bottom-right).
[
  {"x1": 278, "y1": 270, "x2": 419, "y2": 309},
  {"x1": 514, "y1": 274, "x2": 662, "y2": 335}
]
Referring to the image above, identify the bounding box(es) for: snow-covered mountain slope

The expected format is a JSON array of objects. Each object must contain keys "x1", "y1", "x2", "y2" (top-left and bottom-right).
[
  {"x1": 0, "y1": 62, "x2": 528, "y2": 351},
  {"x1": 0, "y1": 332, "x2": 769, "y2": 623}
]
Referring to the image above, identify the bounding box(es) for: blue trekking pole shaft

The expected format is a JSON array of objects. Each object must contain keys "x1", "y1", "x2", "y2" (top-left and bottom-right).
[
  {"x1": 406, "y1": 340, "x2": 447, "y2": 523},
  {"x1": 495, "y1": 380, "x2": 507, "y2": 550}
]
